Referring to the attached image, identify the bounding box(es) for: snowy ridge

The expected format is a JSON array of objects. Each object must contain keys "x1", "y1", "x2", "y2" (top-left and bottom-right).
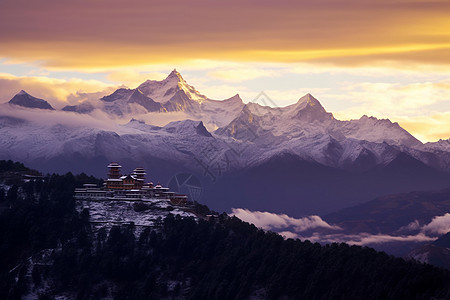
[
  {"x1": 215, "y1": 93, "x2": 419, "y2": 150},
  {"x1": 3, "y1": 69, "x2": 450, "y2": 175},
  {"x1": 137, "y1": 69, "x2": 207, "y2": 104}
]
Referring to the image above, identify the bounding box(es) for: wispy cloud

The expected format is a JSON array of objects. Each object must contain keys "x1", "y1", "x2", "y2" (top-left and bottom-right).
[
  {"x1": 332, "y1": 79, "x2": 450, "y2": 118},
  {"x1": 232, "y1": 209, "x2": 450, "y2": 246},
  {"x1": 208, "y1": 67, "x2": 282, "y2": 83},
  {"x1": 231, "y1": 208, "x2": 341, "y2": 232},
  {"x1": 295, "y1": 232, "x2": 435, "y2": 246},
  {"x1": 421, "y1": 213, "x2": 450, "y2": 235},
  {"x1": 0, "y1": 73, "x2": 114, "y2": 109},
  {"x1": 107, "y1": 70, "x2": 167, "y2": 88}
]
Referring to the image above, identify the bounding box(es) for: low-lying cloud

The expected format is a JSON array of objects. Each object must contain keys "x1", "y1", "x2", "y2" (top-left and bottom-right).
[
  {"x1": 421, "y1": 213, "x2": 450, "y2": 235},
  {"x1": 232, "y1": 208, "x2": 450, "y2": 246},
  {"x1": 296, "y1": 232, "x2": 435, "y2": 246},
  {"x1": 0, "y1": 103, "x2": 120, "y2": 131},
  {"x1": 230, "y1": 208, "x2": 341, "y2": 232},
  {"x1": 0, "y1": 102, "x2": 191, "y2": 134}
]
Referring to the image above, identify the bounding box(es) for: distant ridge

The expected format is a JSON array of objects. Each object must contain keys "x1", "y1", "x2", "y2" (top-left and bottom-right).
[{"x1": 8, "y1": 90, "x2": 54, "y2": 110}]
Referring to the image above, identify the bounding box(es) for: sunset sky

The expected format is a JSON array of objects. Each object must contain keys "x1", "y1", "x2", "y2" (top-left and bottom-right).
[{"x1": 1, "y1": 0, "x2": 450, "y2": 142}]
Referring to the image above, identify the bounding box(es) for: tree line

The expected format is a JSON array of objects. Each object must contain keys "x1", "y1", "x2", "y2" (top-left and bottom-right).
[{"x1": 0, "y1": 160, "x2": 449, "y2": 299}]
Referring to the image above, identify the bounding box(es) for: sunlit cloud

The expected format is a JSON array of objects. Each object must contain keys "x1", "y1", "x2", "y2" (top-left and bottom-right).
[
  {"x1": 1, "y1": 0, "x2": 450, "y2": 70},
  {"x1": 395, "y1": 113, "x2": 450, "y2": 143},
  {"x1": 107, "y1": 70, "x2": 167, "y2": 88},
  {"x1": 208, "y1": 67, "x2": 282, "y2": 83},
  {"x1": 0, "y1": 73, "x2": 114, "y2": 109},
  {"x1": 190, "y1": 83, "x2": 249, "y2": 101},
  {"x1": 231, "y1": 208, "x2": 341, "y2": 232},
  {"x1": 323, "y1": 79, "x2": 450, "y2": 142},
  {"x1": 332, "y1": 80, "x2": 450, "y2": 118}
]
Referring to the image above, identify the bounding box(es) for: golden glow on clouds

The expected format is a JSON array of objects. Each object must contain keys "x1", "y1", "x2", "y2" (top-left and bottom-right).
[
  {"x1": 0, "y1": 73, "x2": 114, "y2": 108},
  {"x1": 398, "y1": 114, "x2": 450, "y2": 143},
  {"x1": 329, "y1": 79, "x2": 450, "y2": 142},
  {"x1": 208, "y1": 67, "x2": 282, "y2": 82},
  {"x1": 1, "y1": 0, "x2": 450, "y2": 69},
  {"x1": 106, "y1": 70, "x2": 167, "y2": 87}
]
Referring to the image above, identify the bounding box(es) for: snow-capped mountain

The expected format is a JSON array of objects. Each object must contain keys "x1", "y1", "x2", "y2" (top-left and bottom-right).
[
  {"x1": 199, "y1": 94, "x2": 245, "y2": 129},
  {"x1": 65, "y1": 69, "x2": 239, "y2": 120},
  {"x1": 2, "y1": 69, "x2": 450, "y2": 215},
  {"x1": 8, "y1": 90, "x2": 54, "y2": 110},
  {"x1": 421, "y1": 139, "x2": 450, "y2": 152},
  {"x1": 137, "y1": 69, "x2": 207, "y2": 110},
  {"x1": 216, "y1": 94, "x2": 420, "y2": 147},
  {"x1": 213, "y1": 93, "x2": 422, "y2": 170},
  {"x1": 97, "y1": 69, "x2": 208, "y2": 116},
  {"x1": 0, "y1": 70, "x2": 442, "y2": 174},
  {"x1": 100, "y1": 88, "x2": 164, "y2": 116}
]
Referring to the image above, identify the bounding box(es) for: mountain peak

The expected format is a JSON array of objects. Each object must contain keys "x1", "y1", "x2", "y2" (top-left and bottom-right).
[
  {"x1": 166, "y1": 69, "x2": 184, "y2": 82},
  {"x1": 137, "y1": 69, "x2": 207, "y2": 106},
  {"x1": 163, "y1": 119, "x2": 213, "y2": 137},
  {"x1": 285, "y1": 93, "x2": 333, "y2": 122},
  {"x1": 8, "y1": 91, "x2": 55, "y2": 110},
  {"x1": 297, "y1": 93, "x2": 321, "y2": 107},
  {"x1": 195, "y1": 121, "x2": 213, "y2": 137}
]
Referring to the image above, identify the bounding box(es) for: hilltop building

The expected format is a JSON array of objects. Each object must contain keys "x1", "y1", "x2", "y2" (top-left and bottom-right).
[
  {"x1": 75, "y1": 163, "x2": 188, "y2": 205},
  {"x1": 105, "y1": 163, "x2": 147, "y2": 190}
]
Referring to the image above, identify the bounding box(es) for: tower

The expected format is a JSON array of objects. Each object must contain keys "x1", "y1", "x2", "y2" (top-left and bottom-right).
[
  {"x1": 132, "y1": 167, "x2": 146, "y2": 181},
  {"x1": 107, "y1": 162, "x2": 122, "y2": 179},
  {"x1": 132, "y1": 167, "x2": 146, "y2": 188}
]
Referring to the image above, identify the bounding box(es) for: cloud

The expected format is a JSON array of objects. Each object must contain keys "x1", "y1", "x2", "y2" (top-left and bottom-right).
[
  {"x1": 0, "y1": 103, "x2": 119, "y2": 131},
  {"x1": 296, "y1": 232, "x2": 436, "y2": 246},
  {"x1": 194, "y1": 83, "x2": 249, "y2": 101},
  {"x1": 232, "y1": 208, "x2": 450, "y2": 246},
  {"x1": 122, "y1": 111, "x2": 192, "y2": 128},
  {"x1": 395, "y1": 113, "x2": 450, "y2": 143},
  {"x1": 231, "y1": 208, "x2": 341, "y2": 232},
  {"x1": 208, "y1": 67, "x2": 282, "y2": 83},
  {"x1": 1, "y1": 62, "x2": 450, "y2": 143},
  {"x1": 1, "y1": 0, "x2": 450, "y2": 69},
  {"x1": 421, "y1": 213, "x2": 450, "y2": 235},
  {"x1": 0, "y1": 103, "x2": 195, "y2": 143},
  {"x1": 107, "y1": 70, "x2": 167, "y2": 88},
  {"x1": 332, "y1": 79, "x2": 450, "y2": 118},
  {"x1": 279, "y1": 231, "x2": 300, "y2": 240},
  {"x1": 397, "y1": 220, "x2": 422, "y2": 233},
  {"x1": 0, "y1": 73, "x2": 114, "y2": 109},
  {"x1": 326, "y1": 79, "x2": 450, "y2": 142}
]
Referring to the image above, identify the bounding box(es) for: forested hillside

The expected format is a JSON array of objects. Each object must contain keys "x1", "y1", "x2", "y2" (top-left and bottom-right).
[{"x1": 0, "y1": 160, "x2": 449, "y2": 299}]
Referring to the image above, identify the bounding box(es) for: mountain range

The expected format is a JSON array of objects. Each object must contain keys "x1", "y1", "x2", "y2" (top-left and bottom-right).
[{"x1": 2, "y1": 69, "x2": 450, "y2": 216}]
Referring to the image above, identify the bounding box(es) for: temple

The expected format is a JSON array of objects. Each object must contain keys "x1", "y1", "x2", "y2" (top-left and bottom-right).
[
  {"x1": 105, "y1": 163, "x2": 147, "y2": 190},
  {"x1": 74, "y1": 162, "x2": 188, "y2": 205}
]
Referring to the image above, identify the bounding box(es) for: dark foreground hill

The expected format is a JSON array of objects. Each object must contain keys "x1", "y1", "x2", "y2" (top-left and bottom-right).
[{"x1": 0, "y1": 161, "x2": 450, "y2": 299}]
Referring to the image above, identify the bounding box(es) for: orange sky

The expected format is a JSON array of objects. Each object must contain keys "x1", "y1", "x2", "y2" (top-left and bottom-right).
[{"x1": 1, "y1": 0, "x2": 450, "y2": 69}]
